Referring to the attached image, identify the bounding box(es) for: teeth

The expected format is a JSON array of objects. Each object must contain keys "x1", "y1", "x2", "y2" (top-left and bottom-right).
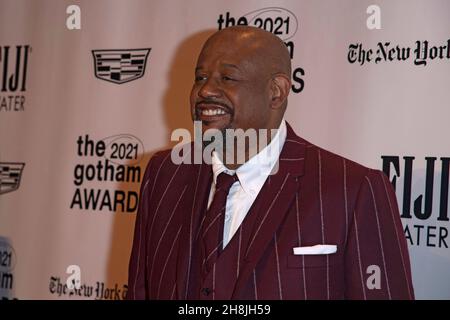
[{"x1": 201, "y1": 109, "x2": 226, "y2": 116}]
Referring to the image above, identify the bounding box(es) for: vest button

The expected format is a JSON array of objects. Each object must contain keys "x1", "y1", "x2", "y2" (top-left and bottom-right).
[{"x1": 201, "y1": 287, "x2": 211, "y2": 296}]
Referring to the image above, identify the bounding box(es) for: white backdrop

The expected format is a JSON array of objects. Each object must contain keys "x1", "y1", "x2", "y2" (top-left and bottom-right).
[{"x1": 0, "y1": 0, "x2": 449, "y2": 299}]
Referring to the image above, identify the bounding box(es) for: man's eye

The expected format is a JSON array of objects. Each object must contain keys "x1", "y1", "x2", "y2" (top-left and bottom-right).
[
  {"x1": 195, "y1": 75, "x2": 206, "y2": 82},
  {"x1": 222, "y1": 76, "x2": 235, "y2": 81}
]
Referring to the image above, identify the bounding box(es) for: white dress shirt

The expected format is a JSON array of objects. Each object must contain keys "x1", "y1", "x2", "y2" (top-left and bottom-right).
[{"x1": 208, "y1": 120, "x2": 287, "y2": 248}]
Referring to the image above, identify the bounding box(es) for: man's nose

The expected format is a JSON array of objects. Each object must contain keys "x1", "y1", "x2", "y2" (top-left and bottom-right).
[{"x1": 198, "y1": 78, "x2": 221, "y2": 99}]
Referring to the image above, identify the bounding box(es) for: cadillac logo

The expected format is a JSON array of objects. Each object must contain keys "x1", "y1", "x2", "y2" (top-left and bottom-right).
[
  {"x1": 0, "y1": 162, "x2": 25, "y2": 195},
  {"x1": 92, "y1": 48, "x2": 151, "y2": 84}
]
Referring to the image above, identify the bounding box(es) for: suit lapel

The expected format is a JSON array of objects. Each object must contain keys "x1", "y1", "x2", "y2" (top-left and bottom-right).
[
  {"x1": 176, "y1": 160, "x2": 212, "y2": 299},
  {"x1": 232, "y1": 122, "x2": 307, "y2": 297}
]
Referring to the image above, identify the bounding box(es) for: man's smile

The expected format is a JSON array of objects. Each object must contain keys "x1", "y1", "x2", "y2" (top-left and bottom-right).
[{"x1": 195, "y1": 102, "x2": 233, "y2": 123}]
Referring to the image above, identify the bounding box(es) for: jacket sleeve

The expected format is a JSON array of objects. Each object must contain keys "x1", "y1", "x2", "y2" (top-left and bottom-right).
[
  {"x1": 126, "y1": 155, "x2": 158, "y2": 300},
  {"x1": 344, "y1": 169, "x2": 415, "y2": 299}
]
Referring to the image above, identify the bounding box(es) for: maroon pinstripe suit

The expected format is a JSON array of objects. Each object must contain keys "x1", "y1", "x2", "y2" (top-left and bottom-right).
[{"x1": 127, "y1": 123, "x2": 414, "y2": 300}]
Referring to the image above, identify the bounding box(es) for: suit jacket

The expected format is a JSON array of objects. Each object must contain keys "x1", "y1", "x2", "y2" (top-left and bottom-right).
[{"x1": 127, "y1": 123, "x2": 414, "y2": 300}]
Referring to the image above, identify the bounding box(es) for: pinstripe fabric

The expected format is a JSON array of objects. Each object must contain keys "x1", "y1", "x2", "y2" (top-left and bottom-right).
[
  {"x1": 253, "y1": 270, "x2": 258, "y2": 300},
  {"x1": 274, "y1": 233, "x2": 283, "y2": 300},
  {"x1": 127, "y1": 123, "x2": 414, "y2": 300},
  {"x1": 317, "y1": 149, "x2": 330, "y2": 299},
  {"x1": 295, "y1": 193, "x2": 307, "y2": 299},
  {"x1": 149, "y1": 186, "x2": 187, "y2": 288},
  {"x1": 380, "y1": 172, "x2": 413, "y2": 299},
  {"x1": 366, "y1": 176, "x2": 392, "y2": 299},
  {"x1": 353, "y1": 209, "x2": 367, "y2": 299},
  {"x1": 343, "y1": 159, "x2": 349, "y2": 244},
  {"x1": 184, "y1": 163, "x2": 205, "y2": 298},
  {"x1": 157, "y1": 225, "x2": 182, "y2": 297}
]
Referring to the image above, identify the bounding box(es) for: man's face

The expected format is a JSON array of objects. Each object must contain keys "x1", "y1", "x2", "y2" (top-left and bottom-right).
[{"x1": 190, "y1": 35, "x2": 272, "y2": 134}]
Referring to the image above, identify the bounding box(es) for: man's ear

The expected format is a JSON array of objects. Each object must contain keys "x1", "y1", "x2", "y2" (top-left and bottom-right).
[{"x1": 269, "y1": 74, "x2": 291, "y2": 110}]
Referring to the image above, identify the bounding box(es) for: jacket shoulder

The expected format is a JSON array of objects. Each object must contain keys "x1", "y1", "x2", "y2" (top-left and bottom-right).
[
  {"x1": 143, "y1": 148, "x2": 175, "y2": 180},
  {"x1": 304, "y1": 140, "x2": 374, "y2": 180},
  {"x1": 301, "y1": 140, "x2": 390, "y2": 201}
]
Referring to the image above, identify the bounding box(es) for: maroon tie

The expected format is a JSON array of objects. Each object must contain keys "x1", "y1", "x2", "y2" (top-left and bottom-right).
[{"x1": 201, "y1": 172, "x2": 238, "y2": 273}]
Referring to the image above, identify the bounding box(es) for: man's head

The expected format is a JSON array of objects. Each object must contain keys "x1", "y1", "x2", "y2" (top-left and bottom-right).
[{"x1": 190, "y1": 26, "x2": 292, "y2": 134}]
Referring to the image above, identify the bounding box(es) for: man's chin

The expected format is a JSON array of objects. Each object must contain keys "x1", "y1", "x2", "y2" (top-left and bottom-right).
[
  {"x1": 201, "y1": 125, "x2": 225, "y2": 135},
  {"x1": 194, "y1": 121, "x2": 229, "y2": 149},
  {"x1": 197, "y1": 119, "x2": 231, "y2": 134}
]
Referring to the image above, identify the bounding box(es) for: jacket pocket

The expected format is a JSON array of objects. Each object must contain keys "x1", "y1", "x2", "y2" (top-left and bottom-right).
[{"x1": 287, "y1": 253, "x2": 341, "y2": 268}]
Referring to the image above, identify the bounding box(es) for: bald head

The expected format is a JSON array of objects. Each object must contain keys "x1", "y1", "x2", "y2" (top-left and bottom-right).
[{"x1": 202, "y1": 26, "x2": 292, "y2": 79}]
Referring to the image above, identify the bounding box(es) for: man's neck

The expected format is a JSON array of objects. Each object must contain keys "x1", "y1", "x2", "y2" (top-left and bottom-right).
[{"x1": 219, "y1": 120, "x2": 285, "y2": 170}]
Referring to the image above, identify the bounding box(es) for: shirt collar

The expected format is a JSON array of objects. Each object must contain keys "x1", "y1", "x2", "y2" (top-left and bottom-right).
[{"x1": 211, "y1": 119, "x2": 287, "y2": 195}]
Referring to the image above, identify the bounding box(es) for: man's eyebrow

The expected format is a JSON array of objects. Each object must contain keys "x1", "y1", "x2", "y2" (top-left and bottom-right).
[{"x1": 222, "y1": 63, "x2": 240, "y2": 70}]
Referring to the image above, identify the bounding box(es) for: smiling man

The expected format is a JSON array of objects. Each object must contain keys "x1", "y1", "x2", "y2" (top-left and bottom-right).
[{"x1": 127, "y1": 26, "x2": 414, "y2": 300}]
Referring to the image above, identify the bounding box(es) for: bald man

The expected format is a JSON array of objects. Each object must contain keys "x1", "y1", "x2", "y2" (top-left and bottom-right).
[{"x1": 127, "y1": 26, "x2": 414, "y2": 300}]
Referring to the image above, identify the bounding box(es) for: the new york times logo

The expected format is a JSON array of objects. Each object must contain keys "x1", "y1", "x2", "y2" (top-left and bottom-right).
[
  {"x1": 348, "y1": 40, "x2": 450, "y2": 66},
  {"x1": 49, "y1": 276, "x2": 128, "y2": 300},
  {"x1": 0, "y1": 162, "x2": 25, "y2": 195},
  {"x1": 0, "y1": 45, "x2": 31, "y2": 112},
  {"x1": 382, "y1": 156, "x2": 449, "y2": 248},
  {"x1": 70, "y1": 134, "x2": 145, "y2": 213},
  {"x1": 217, "y1": 8, "x2": 305, "y2": 93},
  {"x1": 92, "y1": 48, "x2": 151, "y2": 84}
]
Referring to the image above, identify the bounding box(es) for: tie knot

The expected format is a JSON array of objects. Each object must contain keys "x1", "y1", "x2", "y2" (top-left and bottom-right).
[{"x1": 215, "y1": 172, "x2": 238, "y2": 192}]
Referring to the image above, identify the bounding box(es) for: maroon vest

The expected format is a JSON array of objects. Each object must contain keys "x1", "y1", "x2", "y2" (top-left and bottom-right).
[{"x1": 187, "y1": 176, "x2": 273, "y2": 300}]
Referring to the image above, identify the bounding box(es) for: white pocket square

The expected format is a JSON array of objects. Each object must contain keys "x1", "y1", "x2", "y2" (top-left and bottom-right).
[{"x1": 293, "y1": 244, "x2": 337, "y2": 255}]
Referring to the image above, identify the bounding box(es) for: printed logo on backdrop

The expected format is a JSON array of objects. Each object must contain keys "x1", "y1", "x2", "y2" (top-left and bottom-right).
[
  {"x1": 348, "y1": 40, "x2": 450, "y2": 66},
  {"x1": 382, "y1": 156, "x2": 449, "y2": 249},
  {"x1": 0, "y1": 162, "x2": 25, "y2": 195},
  {"x1": 70, "y1": 134, "x2": 145, "y2": 213},
  {"x1": 0, "y1": 238, "x2": 16, "y2": 299},
  {"x1": 49, "y1": 276, "x2": 127, "y2": 300},
  {"x1": 0, "y1": 45, "x2": 31, "y2": 112},
  {"x1": 92, "y1": 48, "x2": 151, "y2": 84},
  {"x1": 217, "y1": 8, "x2": 305, "y2": 93}
]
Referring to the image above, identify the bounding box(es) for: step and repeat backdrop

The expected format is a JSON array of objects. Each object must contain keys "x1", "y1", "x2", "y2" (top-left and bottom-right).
[{"x1": 0, "y1": 0, "x2": 449, "y2": 299}]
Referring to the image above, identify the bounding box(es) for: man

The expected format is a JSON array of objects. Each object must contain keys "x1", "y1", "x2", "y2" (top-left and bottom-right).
[{"x1": 127, "y1": 26, "x2": 414, "y2": 299}]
